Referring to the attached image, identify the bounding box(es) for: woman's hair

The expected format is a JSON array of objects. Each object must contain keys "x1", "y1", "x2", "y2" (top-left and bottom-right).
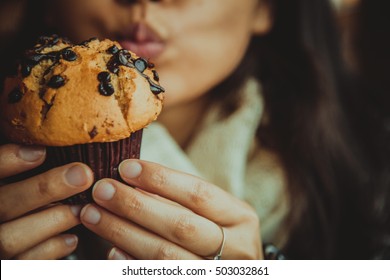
[
  {"x1": 347, "y1": 0, "x2": 390, "y2": 259},
  {"x1": 1, "y1": 0, "x2": 386, "y2": 259},
  {"x1": 214, "y1": 0, "x2": 371, "y2": 259},
  {"x1": 253, "y1": 0, "x2": 361, "y2": 259}
]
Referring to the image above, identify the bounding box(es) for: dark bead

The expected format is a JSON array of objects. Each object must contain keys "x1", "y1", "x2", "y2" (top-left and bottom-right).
[
  {"x1": 8, "y1": 88, "x2": 23, "y2": 103},
  {"x1": 152, "y1": 70, "x2": 160, "y2": 82},
  {"x1": 134, "y1": 58, "x2": 148, "y2": 73},
  {"x1": 48, "y1": 75, "x2": 66, "y2": 88},
  {"x1": 62, "y1": 49, "x2": 77, "y2": 61},
  {"x1": 107, "y1": 45, "x2": 119, "y2": 54},
  {"x1": 98, "y1": 82, "x2": 115, "y2": 96},
  {"x1": 21, "y1": 63, "x2": 32, "y2": 77},
  {"x1": 148, "y1": 62, "x2": 155, "y2": 68},
  {"x1": 98, "y1": 71, "x2": 111, "y2": 82}
]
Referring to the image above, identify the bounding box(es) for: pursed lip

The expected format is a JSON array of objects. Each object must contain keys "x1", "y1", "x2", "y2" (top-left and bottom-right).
[{"x1": 117, "y1": 23, "x2": 165, "y2": 60}]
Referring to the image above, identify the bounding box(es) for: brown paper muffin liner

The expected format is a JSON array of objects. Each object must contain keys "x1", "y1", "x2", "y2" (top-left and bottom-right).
[
  {"x1": 41, "y1": 130, "x2": 143, "y2": 204},
  {"x1": 0, "y1": 130, "x2": 143, "y2": 205}
]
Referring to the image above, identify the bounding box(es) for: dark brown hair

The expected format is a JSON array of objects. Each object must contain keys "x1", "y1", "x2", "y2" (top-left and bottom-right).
[
  {"x1": 346, "y1": 0, "x2": 390, "y2": 259},
  {"x1": 214, "y1": 0, "x2": 369, "y2": 259}
]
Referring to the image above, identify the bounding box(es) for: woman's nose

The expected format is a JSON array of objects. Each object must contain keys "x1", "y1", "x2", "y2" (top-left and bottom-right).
[{"x1": 116, "y1": 0, "x2": 161, "y2": 22}]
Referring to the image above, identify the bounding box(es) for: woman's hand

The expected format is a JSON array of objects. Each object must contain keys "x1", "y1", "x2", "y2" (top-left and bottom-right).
[
  {"x1": 0, "y1": 144, "x2": 93, "y2": 259},
  {"x1": 80, "y1": 159, "x2": 262, "y2": 260}
]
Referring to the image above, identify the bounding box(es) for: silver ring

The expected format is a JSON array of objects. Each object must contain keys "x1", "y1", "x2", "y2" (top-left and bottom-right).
[{"x1": 213, "y1": 226, "x2": 226, "y2": 260}]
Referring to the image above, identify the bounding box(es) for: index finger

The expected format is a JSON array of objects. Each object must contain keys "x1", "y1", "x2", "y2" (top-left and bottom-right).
[
  {"x1": 0, "y1": 163, "x2": 93, "y2": 222},
  {"x1": 118, "y1": 160, "x2": 254, "y2": 224},
  {"x1": 0, "y1": 144, "x2": 46, "y2": 179}
]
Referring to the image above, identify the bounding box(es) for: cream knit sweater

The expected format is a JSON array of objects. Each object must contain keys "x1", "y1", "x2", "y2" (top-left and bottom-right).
[{"x1": 141, "y1": 79, "x2": 289, "y2": 247}]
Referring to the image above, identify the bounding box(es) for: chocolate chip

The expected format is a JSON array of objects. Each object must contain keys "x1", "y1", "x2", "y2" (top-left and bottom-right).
[
  {"x1": 152, "y1": 70, "x2": 160, "y2": 82},
  {"x1": 109, "y1": 66, "x2": 120, "y2": 75},
  {"x1": 145, "y1": 76, "x2": 164, "y2": 95},
  {"x1": 48, "y1": 75, "x2": 65, "y2": 88},
  {"x1": 134, "y1": 58, "x2": 148, "y2": 73},
  {"x1": 8, "y1": 88, "x2": 23, "y2": 103},
  {"x1": 62, "y1": 49, "x2": 77, "y2": 61},
  {"x1": 89, "y1": 126, "x2": 98, "y2": 139},
  {"x1": 107, "y1": 59, "x2": 120, "y2": 74},
  {"x1": 36, "y1": 35, "x2": 59, "y2": 47},
  {"x1": 51, "y1": 36, "x2": 60, "y2": 45},
  {"x1": 37, "y1": 36, "x2": 51, "y2": 45},
  {"x1": 121, "y1": 49, "x2": 131, "y2": 56},
  {"x1": 21, "y1": 63, "x2": 32, "y2": 77},
  {"x1": 98, "y1": 71, "x2": 111, "y2": 83},
  {"x1": 98, "y1": 82, "x2": 115, "y2": 96},
  {"x1": 150, "y1": 84, "x2": 164, "y2": 95},
  {"x1": 118, "y1": 52, "x2": 130, "y2": 66},
  {"x1": 107, "y1": 45, "x2": 119, "y2": 54},
  {"x1": 26, "y1": 53, "x2": 46, "y2": 64}
]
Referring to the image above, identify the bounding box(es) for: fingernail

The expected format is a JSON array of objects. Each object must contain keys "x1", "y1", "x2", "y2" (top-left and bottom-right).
[
  {"x1": 108, "y1": 247, "x2": 128, "y2": 260},
  {"x1": 70, "y1": 205, "x2": 82, "y2": 217},
  {"x1": 18, "y1": 146, "x2": 45, "y2": 162},
  {"x1": 64, "y1": 235, "x2": 78, "y2": 247},
  {"x1": 81, "y1": 205, "x2": 101, "y2": 225},
  {"x1": 93, "y1": 180, "x2": 116, "y2": 201},
  {"x1": 65, "y1": 165, "x2": 90, "y2": 187},
  {"x1": 119, "y1": 160, "x2": 142, "y2": 179}
]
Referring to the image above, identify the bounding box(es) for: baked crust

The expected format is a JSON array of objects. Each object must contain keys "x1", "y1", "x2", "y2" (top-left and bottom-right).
[{"x1": 0, "y1": 36, "x2": 164, "y2": 146}]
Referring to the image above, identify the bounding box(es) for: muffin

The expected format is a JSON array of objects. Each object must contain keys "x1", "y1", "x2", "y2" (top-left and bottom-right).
[{"x1": 0, "y1": 34, "x2": 164, "y2": 204}]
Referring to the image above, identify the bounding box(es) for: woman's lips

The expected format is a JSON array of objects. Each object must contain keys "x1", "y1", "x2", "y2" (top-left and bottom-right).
[
  {"x1": 118, "y1": 40, "x2": 165, "y2": 60},
  {"x1": 118, "y1": 23, "x2": 165, "y2": 60}
]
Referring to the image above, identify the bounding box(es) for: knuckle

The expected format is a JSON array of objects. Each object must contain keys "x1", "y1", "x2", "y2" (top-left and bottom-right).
[
  {"x1": 156, "y1": 244, "x2": 179, "y2": 260},
  {"x1": 123, "y1": 192, "x2": 144, "y2": 215},
  {"x1": 150, "y1": 167, "x2": 168, "y2": 190},
  {"x1": 33, "y1": 171, "x2": 57, "y2": 201},
  {"x1": 37, "y1": 180, "x2": 52, "y2": 199},
  {"x1": 172, "y1": 214, "x2": 197, "y2": 243},
  {"x1": 46, "y1": 206, "x2": 71, "y2": 228},
  {"x1": 107, "y1": 220, "x2": 127, "y2": 242},
  {"x1": 188, "y1": 182, "x2": 211, "y2": 209}
]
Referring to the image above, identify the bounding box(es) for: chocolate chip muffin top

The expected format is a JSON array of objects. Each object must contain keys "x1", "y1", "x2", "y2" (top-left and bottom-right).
[{"x1": 0, "y1": 35, "x2": 164, "y2": 146}]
